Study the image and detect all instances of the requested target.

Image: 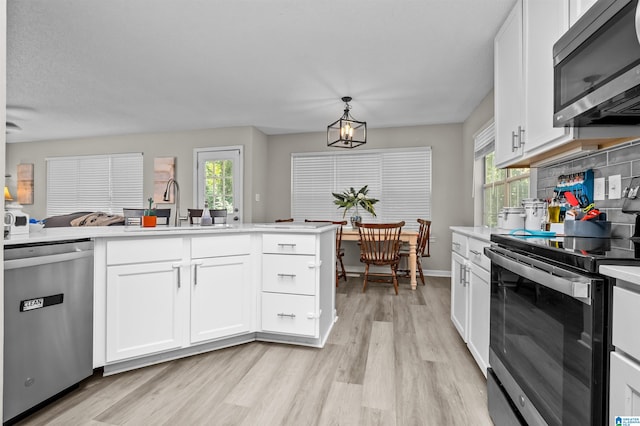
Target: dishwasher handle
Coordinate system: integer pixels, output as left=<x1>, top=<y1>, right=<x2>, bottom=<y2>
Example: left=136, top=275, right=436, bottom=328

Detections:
left=4, top=249, right=93, bottom=270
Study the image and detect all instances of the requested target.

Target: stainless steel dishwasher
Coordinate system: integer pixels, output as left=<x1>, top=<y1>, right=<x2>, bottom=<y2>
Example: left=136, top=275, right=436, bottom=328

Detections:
left=3, top=239, right=94, bottom=424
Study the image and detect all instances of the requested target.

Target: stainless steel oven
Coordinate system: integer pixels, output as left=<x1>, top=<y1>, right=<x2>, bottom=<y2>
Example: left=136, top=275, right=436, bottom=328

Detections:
left=486, top=244, right=607, bottom=425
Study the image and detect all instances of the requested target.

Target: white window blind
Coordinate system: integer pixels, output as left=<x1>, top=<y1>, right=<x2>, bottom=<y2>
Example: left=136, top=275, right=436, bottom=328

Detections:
left=46, top=153, right=143, bottom=216
left=291, top=147, right=431, bottom=231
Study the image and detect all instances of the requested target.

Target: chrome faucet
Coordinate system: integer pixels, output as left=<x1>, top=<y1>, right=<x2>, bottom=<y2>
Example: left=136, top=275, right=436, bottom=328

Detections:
left=163, top=178, right=180, bottom=227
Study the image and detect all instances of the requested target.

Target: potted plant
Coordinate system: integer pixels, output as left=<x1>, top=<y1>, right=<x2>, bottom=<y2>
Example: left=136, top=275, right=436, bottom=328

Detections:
left=332, top=185, right=378, bottom=228
left=142, top=197, right=157, bottom=227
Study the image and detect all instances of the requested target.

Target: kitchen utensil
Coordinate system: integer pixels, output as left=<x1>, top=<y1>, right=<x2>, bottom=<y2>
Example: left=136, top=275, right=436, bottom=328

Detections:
left=564, top=191, right=579, bottom=207
left=581, top=209, right=601, bottom=221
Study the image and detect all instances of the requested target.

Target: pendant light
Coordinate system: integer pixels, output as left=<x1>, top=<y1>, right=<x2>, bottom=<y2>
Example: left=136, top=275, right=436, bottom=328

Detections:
left=327, top=96, right=367, bottom=148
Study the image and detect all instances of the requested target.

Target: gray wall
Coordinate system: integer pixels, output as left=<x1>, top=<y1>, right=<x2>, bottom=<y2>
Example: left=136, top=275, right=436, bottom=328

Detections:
left=5, top=126, right=269, bottom=223
left=265, top=124, right=465, bottom=275
left=536, top=139, right=640, bottom=253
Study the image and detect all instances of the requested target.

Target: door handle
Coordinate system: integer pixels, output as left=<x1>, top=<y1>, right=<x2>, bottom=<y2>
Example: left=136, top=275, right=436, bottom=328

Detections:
left=172, top=263, right=181, bottom=288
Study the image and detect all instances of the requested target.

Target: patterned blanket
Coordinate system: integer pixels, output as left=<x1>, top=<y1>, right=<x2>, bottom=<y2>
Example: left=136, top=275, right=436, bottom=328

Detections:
left=70, top=212, right=125, bottom=227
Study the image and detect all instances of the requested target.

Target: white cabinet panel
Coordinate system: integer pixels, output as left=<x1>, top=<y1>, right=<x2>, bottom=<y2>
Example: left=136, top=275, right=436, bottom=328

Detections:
left=262, top=233, right=316, bottom=255
left=468, top=263, right=490, bottom=377
left=106, top=261, right=185, bottom=362
left=262, top=254, right=317, bottom=296
left=451, top=251, right=469, bottom=342
left=468, top=238, right=490, bottom=271
left=191, top=234, right=250, bottom=258
left=610, top=351, right=640, bottom=421
left=190, top=255, right=252, bottom=343
left=612, top=287, right=640, bottom=361
left=452, top=232, right=468, bottom=258
left=261, top=292, right=317, bottom=337
left=106, top=237, right=182, bottom=265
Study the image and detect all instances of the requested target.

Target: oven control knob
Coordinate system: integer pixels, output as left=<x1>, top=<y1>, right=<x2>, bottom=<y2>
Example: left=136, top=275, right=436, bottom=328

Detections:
left=519, top=395, right=525, bottom=407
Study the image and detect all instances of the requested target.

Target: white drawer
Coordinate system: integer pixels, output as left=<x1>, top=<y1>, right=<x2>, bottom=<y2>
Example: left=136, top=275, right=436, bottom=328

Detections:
left=191, top=234, right=250, bottom=258
left=263, top=254, right=317, bottom=295
left=262, top=234, right=316, bottom=255
left=452, top=232, right=468, bottom=257
left=261, top=292, right=317, bottom=337
left=107, top=238, right=183, bottom=265
left=613, top=286, right=640, bottom=361
left=468, top=237, right=490, bottom=271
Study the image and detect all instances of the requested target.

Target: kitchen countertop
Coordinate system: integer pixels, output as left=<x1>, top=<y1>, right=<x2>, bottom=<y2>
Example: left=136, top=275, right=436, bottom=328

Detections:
left=4, top=222, right=336, bottom=246
left=449, top=226, right=503, bottom=242
left=600, top=265, right=640, bottom=286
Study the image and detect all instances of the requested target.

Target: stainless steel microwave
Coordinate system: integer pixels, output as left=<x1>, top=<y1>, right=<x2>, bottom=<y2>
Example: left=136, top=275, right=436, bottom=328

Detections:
left=554, top=0, right=640, bottom=127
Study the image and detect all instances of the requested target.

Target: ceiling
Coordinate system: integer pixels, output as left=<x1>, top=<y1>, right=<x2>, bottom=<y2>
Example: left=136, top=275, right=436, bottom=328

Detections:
left=6, top=0, right=516, bottom=144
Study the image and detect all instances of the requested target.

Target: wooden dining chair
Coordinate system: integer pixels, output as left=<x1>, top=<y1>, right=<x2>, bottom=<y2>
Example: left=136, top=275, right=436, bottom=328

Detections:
left=356, top=221, right=405, bottom=295
left=305, top=219, right=348, bottom=286
left=189, top=209, right=228, bottom=225
left=398, top=218, right=431, bottom=285
left=275, top=218, right=294, bottom=222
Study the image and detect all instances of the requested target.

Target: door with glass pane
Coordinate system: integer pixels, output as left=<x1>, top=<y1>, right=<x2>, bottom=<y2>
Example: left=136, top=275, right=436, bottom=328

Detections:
left=195, top=148, right=242, bottom=224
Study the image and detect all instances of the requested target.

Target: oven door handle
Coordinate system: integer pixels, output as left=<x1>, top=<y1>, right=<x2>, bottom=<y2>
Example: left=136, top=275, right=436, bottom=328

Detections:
left=485, top=246, right=592, bottom=305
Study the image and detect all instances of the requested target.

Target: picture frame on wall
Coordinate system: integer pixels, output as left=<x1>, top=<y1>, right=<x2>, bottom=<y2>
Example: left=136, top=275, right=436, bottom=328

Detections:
left=17, top=163, right=34, bottom=205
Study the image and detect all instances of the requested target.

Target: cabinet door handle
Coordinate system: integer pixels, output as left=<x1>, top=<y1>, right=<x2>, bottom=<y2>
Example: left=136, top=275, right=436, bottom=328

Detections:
left=518, top=125, right=525, bottom=147
left=307, top=261, right=321, bottom=268
left=277, top=273, right=297, bottom=278
left=191, top=260, right=204, bottom=286
left=277, top=313, right=296, bottom=318
left=511, top=130, right=518, bottom=152
left=459, top=263, right=466, bottom=286
left=172, top=264, right=181, bottom=288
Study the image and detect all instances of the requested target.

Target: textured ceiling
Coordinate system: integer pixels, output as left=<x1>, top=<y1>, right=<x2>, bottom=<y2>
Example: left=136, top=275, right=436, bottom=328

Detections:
left=6, top=0, right=516, bottom=143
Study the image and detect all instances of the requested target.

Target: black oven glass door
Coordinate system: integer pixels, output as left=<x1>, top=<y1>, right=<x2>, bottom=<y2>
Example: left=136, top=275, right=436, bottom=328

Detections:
left=489, top=250, right=605, bottom=426
left=555, top=0, right=640, bottom=111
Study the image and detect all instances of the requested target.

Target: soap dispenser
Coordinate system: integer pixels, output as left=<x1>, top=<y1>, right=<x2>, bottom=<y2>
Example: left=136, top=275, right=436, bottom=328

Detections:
left=200, top=202, right=212, bottom=226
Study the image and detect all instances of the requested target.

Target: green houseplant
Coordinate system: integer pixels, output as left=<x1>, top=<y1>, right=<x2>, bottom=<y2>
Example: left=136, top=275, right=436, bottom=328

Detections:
left=332, top=185, right=378, bottom=227
left=142, top=196, right=157, bottom=227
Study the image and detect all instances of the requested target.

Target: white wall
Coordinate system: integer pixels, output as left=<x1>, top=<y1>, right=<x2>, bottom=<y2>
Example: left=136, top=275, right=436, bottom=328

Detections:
left=6, top=126, right=269, bottom=223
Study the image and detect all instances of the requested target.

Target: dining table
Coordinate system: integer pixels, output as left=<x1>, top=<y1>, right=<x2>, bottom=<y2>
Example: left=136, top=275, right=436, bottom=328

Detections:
left=341, top=227, right=420, bottom=290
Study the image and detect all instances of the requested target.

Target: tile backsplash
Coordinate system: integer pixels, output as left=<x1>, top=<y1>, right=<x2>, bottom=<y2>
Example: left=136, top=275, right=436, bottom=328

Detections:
left=536, top=139, right=640, bottom=248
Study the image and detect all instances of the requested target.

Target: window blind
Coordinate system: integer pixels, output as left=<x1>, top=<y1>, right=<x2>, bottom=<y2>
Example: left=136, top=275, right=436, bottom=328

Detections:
left=291, top=147, right=431, bottom=231
left=46, top=153, right=143, bottom=216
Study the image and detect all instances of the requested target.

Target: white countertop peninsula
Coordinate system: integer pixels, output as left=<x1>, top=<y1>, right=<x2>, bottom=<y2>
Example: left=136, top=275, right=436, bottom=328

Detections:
left=449, top=226, right=502, bottom=242
left=600, top=265, right=640, bottom=286
left=5, top=223, right=338, bottom=375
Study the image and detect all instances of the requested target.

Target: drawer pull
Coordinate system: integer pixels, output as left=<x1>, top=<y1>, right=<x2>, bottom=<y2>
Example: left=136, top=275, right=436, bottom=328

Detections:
left=277, top=273, right=297, bottom=278
left=452, top=242, right=461, bottom=248
left=470, top=249, right=481, bottom=255
left=277, top=312, right=296, bottom=318
left=277, top=243, right=297, bottom=247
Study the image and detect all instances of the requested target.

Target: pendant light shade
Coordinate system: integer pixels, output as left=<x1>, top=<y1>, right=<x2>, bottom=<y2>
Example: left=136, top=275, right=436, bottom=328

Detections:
left=327, top=96, right=367, bottom=148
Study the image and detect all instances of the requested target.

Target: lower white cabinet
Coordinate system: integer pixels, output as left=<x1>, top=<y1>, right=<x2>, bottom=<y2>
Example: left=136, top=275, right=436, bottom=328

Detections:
left=450, top=229, right=491, bottom=376
left=451, top=251, right=469, bottom=341
left=106, top=260, right=185, bottom=362
left=190, top=255, right=252, bottom=343
left=610, top=351, right=640, bottom=420
left=261, top=292, right=316, bottom=336
left=468, top=262, right=490, bottom=376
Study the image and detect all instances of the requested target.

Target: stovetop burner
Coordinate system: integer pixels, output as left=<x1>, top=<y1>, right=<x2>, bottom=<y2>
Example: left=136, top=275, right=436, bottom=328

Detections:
left=490, top=234, right=640, bottom=273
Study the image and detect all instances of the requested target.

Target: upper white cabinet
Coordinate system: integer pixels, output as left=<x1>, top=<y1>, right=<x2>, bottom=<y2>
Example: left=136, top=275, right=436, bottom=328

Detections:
left=569, top=0, right=597, bottom=27
left=495, top=0, right=572, bottom=168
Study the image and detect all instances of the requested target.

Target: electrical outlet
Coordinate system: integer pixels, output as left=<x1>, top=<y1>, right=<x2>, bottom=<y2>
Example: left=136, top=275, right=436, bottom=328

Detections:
left=255, top=193, right=260, bottom=202
left=609, top=175, right=622, bottom=199
left=594, top=177, right=605, bottom=201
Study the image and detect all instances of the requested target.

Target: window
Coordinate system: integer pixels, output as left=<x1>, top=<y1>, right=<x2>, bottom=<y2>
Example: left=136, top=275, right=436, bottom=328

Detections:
left=482, top=152, right=530, bottom=226
left=474, top=121, right=529, bottom=227
left=46, top=153, right=143, bottom=216
left=291, top=147, right=431, bottom=231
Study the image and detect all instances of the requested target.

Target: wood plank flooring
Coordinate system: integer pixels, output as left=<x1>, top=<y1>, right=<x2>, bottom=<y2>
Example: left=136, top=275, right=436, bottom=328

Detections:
left=16, top=276, right=493, bottom=426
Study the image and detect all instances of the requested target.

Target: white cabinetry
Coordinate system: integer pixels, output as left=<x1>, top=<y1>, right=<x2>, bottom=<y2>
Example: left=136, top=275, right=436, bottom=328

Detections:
left=467, top=238, right=491, bottom=377
left=105, top=234, right=255, bottom=363
left=260, top=233, right=326, bottom=339
left=610, top=284, right=640, bottom=421
left=190, top=235, right=253, bottom=343
left=105, top=238, right=186, bottom=362
left=494, top=0, right=572, bottom=168
left=451, top=230, right=491, bottom=376
left=451, top=233, right=469, bottom=341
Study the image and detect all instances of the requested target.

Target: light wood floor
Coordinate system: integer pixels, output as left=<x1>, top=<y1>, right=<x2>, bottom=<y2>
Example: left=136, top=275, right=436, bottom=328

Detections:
left=17, top=276, right=493, bottom=426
